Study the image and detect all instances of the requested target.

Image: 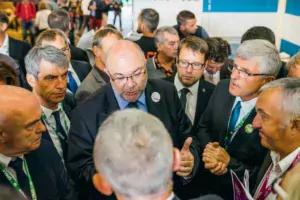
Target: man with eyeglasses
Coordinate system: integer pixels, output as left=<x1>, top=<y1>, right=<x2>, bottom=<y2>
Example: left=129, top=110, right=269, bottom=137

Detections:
left=174, top=36, right=215, bottom=198
left=68, top=40, right=201, bottom=200
left=204, top=37, right=232, bottom=85
left=250, top=78, right=300, bottom=200
left=36, top=29, right=92, bottom=94
left=197, top=39, right=282, bottom=199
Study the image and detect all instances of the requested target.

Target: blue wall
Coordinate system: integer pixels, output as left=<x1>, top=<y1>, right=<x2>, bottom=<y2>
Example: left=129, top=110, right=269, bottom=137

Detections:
left=203, top=0, right=278, bottom=12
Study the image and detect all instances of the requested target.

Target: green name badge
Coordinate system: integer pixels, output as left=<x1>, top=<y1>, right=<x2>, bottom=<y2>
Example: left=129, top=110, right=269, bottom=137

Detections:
left=245, top=124, right=253, bottom=134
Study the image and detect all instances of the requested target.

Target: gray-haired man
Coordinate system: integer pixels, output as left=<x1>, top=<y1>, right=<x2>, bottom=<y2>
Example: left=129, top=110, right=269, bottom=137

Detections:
left=198, top=39, right=282, bottom=199
left=93, top=109, right=181, bottom=200
left=25, top=45, right=76, bottom=162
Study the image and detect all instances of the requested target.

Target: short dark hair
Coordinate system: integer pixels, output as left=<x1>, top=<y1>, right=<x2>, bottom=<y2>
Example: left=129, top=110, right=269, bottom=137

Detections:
left=0, top=61, right=18, bottom=86
left=178, top=36, right=209, bottom=60
left=176, top=10, right=195, bottom=26
left=92, top=28, right=123, bottom=47
left=36, top=29, right=68, bottom=46
left=138, top=8, right=159, bottom=33
left=0, top=11, right=9, bottom=25
left=206, top=37, right=231, bottom=63
left=241, top=26, right=276, bottom=45
left=48, top=8, right=70, bottom=32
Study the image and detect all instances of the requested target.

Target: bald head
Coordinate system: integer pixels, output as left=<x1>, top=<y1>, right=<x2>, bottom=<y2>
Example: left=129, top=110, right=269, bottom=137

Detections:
left=0, top=86, right=45, bottom=156
left=105, top=40, right=145, bottom=70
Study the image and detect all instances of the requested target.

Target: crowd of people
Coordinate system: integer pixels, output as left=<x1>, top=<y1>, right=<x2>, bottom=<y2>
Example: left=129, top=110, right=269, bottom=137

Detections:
left=0, top=2, right=300, bottom=200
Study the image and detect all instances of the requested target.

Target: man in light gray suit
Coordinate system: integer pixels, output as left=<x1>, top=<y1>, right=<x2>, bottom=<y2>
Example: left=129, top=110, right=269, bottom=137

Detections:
left=75, top=28, right=123, bottom=103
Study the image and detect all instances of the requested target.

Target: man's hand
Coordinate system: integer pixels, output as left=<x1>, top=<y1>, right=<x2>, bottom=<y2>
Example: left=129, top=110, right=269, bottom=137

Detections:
left=176, top=137, right=194, bottom=177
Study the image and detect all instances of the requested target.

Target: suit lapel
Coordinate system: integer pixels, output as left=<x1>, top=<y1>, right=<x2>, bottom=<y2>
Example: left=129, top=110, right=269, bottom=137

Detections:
left=91, top=67, right=106, bottom=85
left=145, top=82, right=164, bottom=119
left=194, top=78, right=208, bottom=125
left=8, top=37, right=13, bottom=57
left=70, top=61, right=84, bottom=82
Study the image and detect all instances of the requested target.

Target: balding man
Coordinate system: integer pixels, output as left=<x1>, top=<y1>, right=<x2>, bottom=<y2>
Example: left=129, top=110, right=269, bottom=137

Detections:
left=0, top=86, right=76, bottom=200
left=68, top=40, right=200, bottom=200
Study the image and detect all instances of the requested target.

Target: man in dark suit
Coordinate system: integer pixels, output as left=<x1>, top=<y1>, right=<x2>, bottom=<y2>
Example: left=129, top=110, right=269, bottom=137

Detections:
left=92, top=109, right=182, bottom=200
left=0, top=85, right=77, bottom=200
left=68, top=40, right=200, bottom=200
left=36, top=29, right=91, bottom=94
left=0, top=12, right=31, bottom=85
left=48, top=8, right=90, bottom=63
left=249, top=78, right=300, bottom=199
left=173, top=10, right=209, bottom=41
left=198, top=39, right=282, bottom=199
left=75, top=28, right=123, bottom=103
left=25, top=45, right=76, bottom=163
left=204, top=37, right=233, bottom=85
left=174, top=36, right=215, bottom=199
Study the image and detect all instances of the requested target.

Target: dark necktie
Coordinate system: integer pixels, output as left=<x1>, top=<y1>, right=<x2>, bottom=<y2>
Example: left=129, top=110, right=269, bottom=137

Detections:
left=52, top=111, right=68, bottom=159
left=127, top=102, right=138, bottom=109
left=180, top=88, right=190, bottom=111
left=224, top=101, right=242, bottom=148
left=68, top=71, right=78, bottom=93
left=9, top=158, right=31, bottom=199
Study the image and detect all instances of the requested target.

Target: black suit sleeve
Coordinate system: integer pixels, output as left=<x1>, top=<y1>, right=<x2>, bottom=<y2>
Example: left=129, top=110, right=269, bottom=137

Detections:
left=172, top=85, right=200, bottom=179
left=67, top=108, right=96, bottom=193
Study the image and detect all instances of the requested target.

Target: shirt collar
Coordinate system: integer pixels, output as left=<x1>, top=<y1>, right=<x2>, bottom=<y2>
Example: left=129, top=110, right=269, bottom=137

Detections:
left=0, top=34, right=9, bottom=49
left=270, top=147, right=300, bottom=173
left=0, top=154, right=24, bottom=168
left=68, top=63, right=76, bottom=74
left=113, top=90, right=146, bottom=110
left=41, top=104, right=62, bottom=120
left=174, top=73, right=199, bottom=95
left=235, top=96, right=257, bottom=113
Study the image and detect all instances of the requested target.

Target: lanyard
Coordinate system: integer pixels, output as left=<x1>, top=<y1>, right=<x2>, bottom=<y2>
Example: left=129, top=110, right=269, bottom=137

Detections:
left=0, top=159, right=37, bottom=200
left=256, top=151, right=300, bottom=200
left=41, top=104, right=69, bottom=142
left=224, top=108, right=254, bottom=149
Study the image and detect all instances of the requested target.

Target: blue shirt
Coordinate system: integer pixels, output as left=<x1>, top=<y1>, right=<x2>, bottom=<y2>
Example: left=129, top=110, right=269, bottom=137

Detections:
left=113, top=91, right=148, bottom=112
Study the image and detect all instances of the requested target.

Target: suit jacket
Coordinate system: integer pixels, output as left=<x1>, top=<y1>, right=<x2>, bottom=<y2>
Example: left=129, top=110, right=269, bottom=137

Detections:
left=0, top=139, right=77, bottom=200
left=42, top=92, right=77, bottom=161
left=75, top=67, right=107, bottom=103
left=70, top=60, right=92, bottom=83
left=70, top=45, right=90, bottom=63
left=175, top=78, right=215, bottom=199
left=8, top=37, right=31, bottom=77
left=67, top=79, right=200, bottom=200
left=195, top=79, right=267, bottom=200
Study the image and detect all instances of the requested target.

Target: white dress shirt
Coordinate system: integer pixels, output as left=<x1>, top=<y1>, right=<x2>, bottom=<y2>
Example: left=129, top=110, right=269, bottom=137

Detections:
left=0, top=34, right=9, bottom=56
left=254, top=147, right=300, bottom=200
left=230, top=96, right=257, bottom=141
left=41, top=104, right=70, bottom=160
left=174, top=73, right=199, bottom=124
left=0, top=154, right=26, bottom=183
left=204, top=70, right=220, bottom=85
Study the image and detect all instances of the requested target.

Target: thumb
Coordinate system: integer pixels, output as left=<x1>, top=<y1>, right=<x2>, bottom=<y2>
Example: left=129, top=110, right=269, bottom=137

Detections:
left=181, top=137, right=192, bottom=154
left=211, top=142, right=219, bottom=148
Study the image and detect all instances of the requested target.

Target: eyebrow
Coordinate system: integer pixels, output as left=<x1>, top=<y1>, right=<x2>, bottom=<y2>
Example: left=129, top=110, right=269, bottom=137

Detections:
left=25, top=119, right=40, bottom=128
left=234, top=63, right=250, bottom=72
left=257, top=108, right=271, bottom=117
left=112, top=68, right=143, bottom=76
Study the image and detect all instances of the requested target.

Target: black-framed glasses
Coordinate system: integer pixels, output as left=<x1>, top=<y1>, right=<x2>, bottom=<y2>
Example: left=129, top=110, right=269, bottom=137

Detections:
left=177, top=60, right=206, bottom=70
left=229, top=64, right=272, bottom=78
left=107, top=68, right=146, bottom=85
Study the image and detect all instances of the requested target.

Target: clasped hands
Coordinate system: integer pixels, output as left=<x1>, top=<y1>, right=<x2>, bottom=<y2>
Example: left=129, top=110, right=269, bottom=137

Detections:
left=202, top=142, right=230, bottom=176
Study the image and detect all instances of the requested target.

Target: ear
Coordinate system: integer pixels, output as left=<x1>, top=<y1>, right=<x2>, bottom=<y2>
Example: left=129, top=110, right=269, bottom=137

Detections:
left=263, top=76, right=275, bottom=84
left=0, top=129, right=7, bottom=144
left=92, top=45, right=100, bottom=57
left=26, top=74, right=37, bottom=89
left=172, top=148, right=181, bottom=172
left=92, top=173, right=113, bottom=196
left=156, top=42, right=161, bottom=52
left=290, top=118, right=300, bottom=136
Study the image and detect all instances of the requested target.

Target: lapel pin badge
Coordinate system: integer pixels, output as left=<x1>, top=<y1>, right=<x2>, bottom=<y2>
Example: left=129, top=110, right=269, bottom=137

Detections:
left=202, top=88, right=206, bottom=92
left=151, top=92, right=160, bottom=103
left=245, top=124, right=253, bottom=134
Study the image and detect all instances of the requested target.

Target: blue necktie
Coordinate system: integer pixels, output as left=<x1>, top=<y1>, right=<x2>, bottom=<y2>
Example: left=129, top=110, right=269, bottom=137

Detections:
left=228, top=101, right=242, bottom=133
left=68, top=71, right=78, bottom=93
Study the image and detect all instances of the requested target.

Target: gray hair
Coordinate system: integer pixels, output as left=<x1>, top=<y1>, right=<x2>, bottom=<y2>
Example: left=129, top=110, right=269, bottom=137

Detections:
left=259, top=78, right=300, bottom=120
left=235, top=39, right=282, bottom=76
left=287, top=52, right=300, bottom=70
left=154, top=26, right=178, bottom=44
left=138, top=8, right=159, bottom=33
left=93, top=109, right=173, bottom=199
left=25, top=45, right=69, bottom=79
